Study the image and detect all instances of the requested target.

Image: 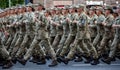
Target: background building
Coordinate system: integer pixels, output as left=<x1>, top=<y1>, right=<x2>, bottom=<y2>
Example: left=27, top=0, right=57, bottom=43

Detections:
left=31, top=0, right=120, bottom=8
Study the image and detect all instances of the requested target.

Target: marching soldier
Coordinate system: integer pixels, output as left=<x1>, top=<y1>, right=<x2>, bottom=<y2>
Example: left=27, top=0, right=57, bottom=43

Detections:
left=102, top=5, right=120, bottom=64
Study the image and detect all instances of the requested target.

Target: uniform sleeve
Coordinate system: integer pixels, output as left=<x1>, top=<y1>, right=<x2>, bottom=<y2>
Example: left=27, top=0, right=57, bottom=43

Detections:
left=106, top=15, right=114, bottom=27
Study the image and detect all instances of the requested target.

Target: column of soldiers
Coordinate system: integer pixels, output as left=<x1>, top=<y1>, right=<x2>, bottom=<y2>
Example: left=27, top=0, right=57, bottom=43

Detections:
left=0, top=3, right=120, bottom=69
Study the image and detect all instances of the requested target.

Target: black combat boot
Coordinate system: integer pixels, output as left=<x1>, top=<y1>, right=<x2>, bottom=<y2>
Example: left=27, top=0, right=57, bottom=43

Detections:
left=48, top=60, right=58, bottom=67
left=36, top=57, right=46, bottom=65
left=101, top=57, right=112, bottom=64
left=57, top=56, right=65, bottom=63
left=45, top=54, right=51, bottom=60
left=2, top=60, right=13, bottom=69
left=62, top=58, right=70, bottom=65
left=12, top=57, right=17, bottom=64
left=17, top=59, right=27, bottom=65
left=74, top=57, right=83, bottom=62
left=84, top=56, right=92, bottom=63
left=91, top=59, right=100, bottom=65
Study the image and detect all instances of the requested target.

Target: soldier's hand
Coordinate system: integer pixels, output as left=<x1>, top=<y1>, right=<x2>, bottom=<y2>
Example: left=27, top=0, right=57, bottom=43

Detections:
left=102, top=22, right=107, bottom=26
left=73, top=20, right=77, bottom=23
left=112, top=24, right=120, bottom=28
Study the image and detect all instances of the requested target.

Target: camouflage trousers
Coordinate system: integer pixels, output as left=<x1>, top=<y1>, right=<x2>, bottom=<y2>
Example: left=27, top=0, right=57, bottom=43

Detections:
left=23, top=36, right=57, bottom=61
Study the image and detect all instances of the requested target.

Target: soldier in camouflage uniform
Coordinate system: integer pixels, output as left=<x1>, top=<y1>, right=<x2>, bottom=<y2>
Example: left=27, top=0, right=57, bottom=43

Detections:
left=16, top=4, right=35, bottom=60
left=102, top=5, right=120, bottom=64
left=89, top=7, right=98, bottom=42
left=51, top=8, right=63, bottom=52
left=98, top=6, right=114, bottom=60
left=93, top=7, right=105, bottom=52
left=19, top=4, right=58, bottom=67
left=58, top=6, right=77, bottom=61
left=0, top=10, right=13, bottom=69
left=56, top=7, right=70, bottom=56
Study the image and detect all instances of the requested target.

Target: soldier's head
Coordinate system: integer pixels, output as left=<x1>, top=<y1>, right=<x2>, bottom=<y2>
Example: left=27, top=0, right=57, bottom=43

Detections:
left=96, top=7, right=103, bottom=16
left=34, top=3, right=44, bottom=11
left=9, top=7, right=15, bottom=15
left=55, top=8, right=61, bottom=15
left=62, top=7, right=68, bottom=15
left=26, top=3, right=35, bottom=12
left=50, top=7, right=56, bottom=15
left=89, top=7, right=96, bottom=16
left=69, top=6, right=76, bottom=13
left=44, top=9, right=51, bottom=17
left=77, top=4, right=85, bottom=13
left=104, top=6, right=113, bottom=16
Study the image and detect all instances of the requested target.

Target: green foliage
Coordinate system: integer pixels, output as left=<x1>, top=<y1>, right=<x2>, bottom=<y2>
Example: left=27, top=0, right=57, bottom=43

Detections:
left=0, top=0, right=24, bottom=9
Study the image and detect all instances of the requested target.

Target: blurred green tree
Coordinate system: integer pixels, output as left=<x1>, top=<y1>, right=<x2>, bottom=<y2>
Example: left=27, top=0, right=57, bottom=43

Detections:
left=0, top=0, right=24, bottom=9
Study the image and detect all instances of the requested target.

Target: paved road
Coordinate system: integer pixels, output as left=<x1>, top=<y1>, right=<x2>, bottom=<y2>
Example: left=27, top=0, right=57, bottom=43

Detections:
left=0, top=59, right=120, bottom=70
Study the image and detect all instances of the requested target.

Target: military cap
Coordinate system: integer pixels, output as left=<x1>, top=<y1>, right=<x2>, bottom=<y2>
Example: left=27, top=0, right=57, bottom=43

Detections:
left=4, top=8, right=9, bottom=11
left=104, top=6, right=113, bottom=13
left=89, top=7, right=96, bottom=10
left=96, top=7, right=103, bottom=12
left=78, top=4, right=85, bottom=8
left=104, top=6, right=112, bottom=10
left=0, top=10, right=4, bottom=13
left=26, top=3, right=33, bottom=7
left=64, top=5, right=70, bottom=9
left=69, top=6, right=73, bottom=9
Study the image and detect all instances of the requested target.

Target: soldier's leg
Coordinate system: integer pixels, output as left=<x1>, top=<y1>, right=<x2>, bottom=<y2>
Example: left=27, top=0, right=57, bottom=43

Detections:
left=23, top=38, right=39, bottom=61
left=56, top=35, right=67, bottom=56
left=66, top=39, right=79, bottom=59
left=5, top=36, right=13, bottom=50
left=85, top=39, right=98, bottom=59
left=43, top=39, right=58, bottom=67
left=16, top=35, right=29, bottom=58
left=34, top=41, right=47, bottom=65
left=109, top=35, right=119, bottom=58
left=11, top=35, right=23, bottom=58
left=8, top=33, right=18, bottom=54
left=60, top=35, right=75, bottom=57
left=98, top=36, right=109, bottom=57
left=50, top=36, right=55, bottom=45
left=0, top=45, right=13, bottom=69
left=93, top=34, right=101, bottom=48
left=52, top=35, right=61, bottom=52
left=102, top=35, right=119, bottom=64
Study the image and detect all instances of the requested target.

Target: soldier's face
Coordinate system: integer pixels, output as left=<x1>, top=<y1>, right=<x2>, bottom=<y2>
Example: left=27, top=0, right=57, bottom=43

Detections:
left=38, top=6, right=43, bottom=10
left=69, top=8, right=73, bottom=13
left=10, top=10, right=14, bottom=14
left=35, top=6, right=38, bottom=11
left=89, top=10, right=94, bottom=15
left=62, top=9, right=66, bottom=14
left=96, top=10, right=101, bottom=15
left=56, top=10, right=60, bottom=14
left=26, top=7, right=32, bottom=12
left=105, top=10, right=110, bottom=15
left=77, top=8, right=82, bottom=12
left=45, top=12, right=49, bottom=16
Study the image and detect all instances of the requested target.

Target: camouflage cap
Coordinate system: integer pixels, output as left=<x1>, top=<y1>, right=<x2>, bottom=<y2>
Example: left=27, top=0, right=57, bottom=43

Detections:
left=78, top=4, right=85, bottom=9
left=89, top=7, right=96, bottom=10
left=64, top=5, right=70, bottom=9
left=0, top=10, right=4, bottom=13
left=104, top=6, right=112, bottom=10
left=96, top=7, right=103, bottom=12
left=26, top=3, right=33, bottom=7
left=104, top=6, right=113, bottom=13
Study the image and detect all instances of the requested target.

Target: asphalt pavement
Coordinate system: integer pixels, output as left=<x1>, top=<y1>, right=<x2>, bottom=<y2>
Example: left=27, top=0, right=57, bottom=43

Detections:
left=0, top=58, right=120, bottom=70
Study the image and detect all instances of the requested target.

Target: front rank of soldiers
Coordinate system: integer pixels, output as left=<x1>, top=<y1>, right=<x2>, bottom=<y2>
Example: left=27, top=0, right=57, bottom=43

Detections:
left=0, top=3, right=120, bottom=69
